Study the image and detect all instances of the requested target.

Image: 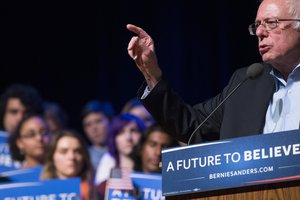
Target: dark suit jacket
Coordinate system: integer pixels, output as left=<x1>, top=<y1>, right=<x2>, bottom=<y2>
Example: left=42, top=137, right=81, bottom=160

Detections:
left=138, top=63, right=275, bottom=144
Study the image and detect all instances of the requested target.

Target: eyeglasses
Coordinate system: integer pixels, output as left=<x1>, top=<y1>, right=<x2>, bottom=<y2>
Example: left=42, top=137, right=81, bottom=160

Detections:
left=248, top=18, right=300, bottom=35
left=21, top=130, right=50, bottom=139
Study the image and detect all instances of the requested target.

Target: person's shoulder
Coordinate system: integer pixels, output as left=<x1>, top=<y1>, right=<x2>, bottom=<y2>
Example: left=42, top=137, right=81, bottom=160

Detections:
left=89, top=146, right=107, bottom=154
left=231, top=62, right=271, bottom=81
left=100, top=152, right=116, bottom=163
left=234, top=62, right=272, bottom=74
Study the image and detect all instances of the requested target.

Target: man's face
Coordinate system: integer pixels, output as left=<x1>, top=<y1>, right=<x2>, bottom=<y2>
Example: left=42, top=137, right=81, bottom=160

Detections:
left=3, top=98, right=26, bottom=133
left=83, top=112, right=109, bottom=146
left=256, top=0, right=300, bottom=70
left=141, top=131, right=173, bottom=173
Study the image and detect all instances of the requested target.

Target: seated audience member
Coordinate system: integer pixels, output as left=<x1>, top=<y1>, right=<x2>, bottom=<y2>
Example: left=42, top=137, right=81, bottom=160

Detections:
left=8, top=114, right=50, bottom=168
left=131, top=123, right=179, bottom=173
left=40, top=129, right=96, bottom=200
left=121, top=98, right=154, bottom=127
left=43, top=101, right=69, bottom=134
left=81, top=100, right=115, bottom=170
left=94, top=113, right=146, bottom=195
left=0, top=84, right=43, bottom=134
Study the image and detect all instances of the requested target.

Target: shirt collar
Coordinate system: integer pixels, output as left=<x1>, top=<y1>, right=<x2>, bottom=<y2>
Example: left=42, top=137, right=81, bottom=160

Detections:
left=269, top=63, right=300, bottom=91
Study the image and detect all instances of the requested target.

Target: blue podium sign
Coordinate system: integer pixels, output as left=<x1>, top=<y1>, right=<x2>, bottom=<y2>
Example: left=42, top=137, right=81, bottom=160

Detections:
left=162, top=130, right=300, bottom=196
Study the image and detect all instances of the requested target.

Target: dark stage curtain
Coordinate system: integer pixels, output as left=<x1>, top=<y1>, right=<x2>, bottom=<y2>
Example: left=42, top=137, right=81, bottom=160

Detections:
left=1, top=0, right=261, bottom=128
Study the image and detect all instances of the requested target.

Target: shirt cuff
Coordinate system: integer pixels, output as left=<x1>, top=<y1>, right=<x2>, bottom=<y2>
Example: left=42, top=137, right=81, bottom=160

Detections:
left=141, top=86, right=151, bottom=99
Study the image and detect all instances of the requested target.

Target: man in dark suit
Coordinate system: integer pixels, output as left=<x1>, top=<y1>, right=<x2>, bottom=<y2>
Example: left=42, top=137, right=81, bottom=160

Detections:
left=126, top=0, right=300, bottom=144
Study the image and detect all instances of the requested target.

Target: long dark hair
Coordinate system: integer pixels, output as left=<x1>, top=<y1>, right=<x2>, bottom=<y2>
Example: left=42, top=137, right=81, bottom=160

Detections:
left=107, top=113, right=146, bottom=166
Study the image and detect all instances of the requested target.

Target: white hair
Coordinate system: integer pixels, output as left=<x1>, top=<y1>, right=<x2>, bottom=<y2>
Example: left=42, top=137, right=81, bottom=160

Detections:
left=285, top=0, right=300, bottom=30
left=260, top=0, right=300, bottom=30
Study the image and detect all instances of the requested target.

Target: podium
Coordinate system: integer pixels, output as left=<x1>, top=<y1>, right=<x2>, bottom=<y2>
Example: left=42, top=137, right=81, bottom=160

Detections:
left=162, top=130, right=300, bottom=200
left=166, top=180, right=300, bottom=199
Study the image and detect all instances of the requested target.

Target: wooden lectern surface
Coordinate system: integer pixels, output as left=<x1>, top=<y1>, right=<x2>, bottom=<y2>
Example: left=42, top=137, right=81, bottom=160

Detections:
left=166, top=180, right=300, bottom=200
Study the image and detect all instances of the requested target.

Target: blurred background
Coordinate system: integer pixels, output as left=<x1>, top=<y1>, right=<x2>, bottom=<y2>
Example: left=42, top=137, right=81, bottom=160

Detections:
left=0, top=0, right=261, bottom=130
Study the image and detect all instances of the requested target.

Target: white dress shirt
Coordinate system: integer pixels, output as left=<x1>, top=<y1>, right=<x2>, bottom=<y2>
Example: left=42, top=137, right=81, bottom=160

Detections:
left=263, top=63, right=300, bottom=133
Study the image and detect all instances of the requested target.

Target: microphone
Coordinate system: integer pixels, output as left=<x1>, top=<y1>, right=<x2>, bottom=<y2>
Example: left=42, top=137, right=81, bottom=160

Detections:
left=187, top=63, right=264, bottom=145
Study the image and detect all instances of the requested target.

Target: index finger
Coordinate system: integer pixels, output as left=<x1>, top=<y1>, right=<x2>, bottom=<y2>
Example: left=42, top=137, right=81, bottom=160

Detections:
left=126, top=24, right=149, bottom=38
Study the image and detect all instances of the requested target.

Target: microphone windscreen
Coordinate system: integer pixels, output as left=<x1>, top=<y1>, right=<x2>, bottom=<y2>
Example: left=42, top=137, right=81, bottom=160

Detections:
left=246, top=63, right=264, bottom=80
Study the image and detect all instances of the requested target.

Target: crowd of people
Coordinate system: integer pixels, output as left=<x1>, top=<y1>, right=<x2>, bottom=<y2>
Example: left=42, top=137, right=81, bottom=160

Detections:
left=0, top=83, right=180, bottom=200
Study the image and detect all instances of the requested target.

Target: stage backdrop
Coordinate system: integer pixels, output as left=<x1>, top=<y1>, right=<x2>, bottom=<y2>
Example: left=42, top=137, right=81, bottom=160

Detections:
left=1, top=0, right=261, bottom=129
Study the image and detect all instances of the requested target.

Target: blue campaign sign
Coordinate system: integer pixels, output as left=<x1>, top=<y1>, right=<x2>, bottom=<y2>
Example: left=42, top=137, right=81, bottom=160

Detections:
left=131, top=173, right=164, bottom=200
left=0, top=165, right=43, bottom=184
left=0, top=178, right=81, bottom=199
left=106, top=172, right=164, bottom=200
left=106, top=189, right=135, bottom=200
left=162, top=129, right=300, bottom=196
left=0, top=131, right=8, bottom=141
left=0, top=131, right=21, bottom=172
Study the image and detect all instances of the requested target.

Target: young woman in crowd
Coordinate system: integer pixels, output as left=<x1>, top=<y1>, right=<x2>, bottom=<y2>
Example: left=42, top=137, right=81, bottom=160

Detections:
left=40, top=129, right=96, bottom=200
left=9, top=114, right=50, bottom=168
left=94, top=113, right=146, bottom=197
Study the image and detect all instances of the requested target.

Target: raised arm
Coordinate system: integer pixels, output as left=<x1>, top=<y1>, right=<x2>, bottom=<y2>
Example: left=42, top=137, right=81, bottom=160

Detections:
left=127, top=24, right=162, bottom=89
